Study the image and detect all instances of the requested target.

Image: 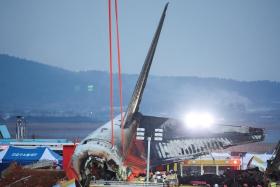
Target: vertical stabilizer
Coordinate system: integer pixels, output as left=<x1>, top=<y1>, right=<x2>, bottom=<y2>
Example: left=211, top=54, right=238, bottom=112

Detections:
left=124, top=3, right=169, bottom=128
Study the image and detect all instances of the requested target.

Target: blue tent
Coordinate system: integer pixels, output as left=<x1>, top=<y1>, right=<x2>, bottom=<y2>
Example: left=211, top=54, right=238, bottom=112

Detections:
left=0, top=146, right=62, bottom=172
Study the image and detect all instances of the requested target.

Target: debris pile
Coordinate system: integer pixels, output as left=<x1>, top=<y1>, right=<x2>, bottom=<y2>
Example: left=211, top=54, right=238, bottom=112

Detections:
left=177, top=168, right=266, bottom=186
left=0, top=163, right=65, bottom=187
left=223, top=168, right=265, bottom=186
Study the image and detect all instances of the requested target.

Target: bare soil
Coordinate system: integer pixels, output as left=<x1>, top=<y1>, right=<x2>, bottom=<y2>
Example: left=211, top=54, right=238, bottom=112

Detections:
left=0, top=163, right=66, bottom=187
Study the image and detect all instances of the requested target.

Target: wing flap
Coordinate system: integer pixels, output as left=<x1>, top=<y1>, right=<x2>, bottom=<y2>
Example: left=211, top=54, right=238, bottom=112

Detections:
left=136, top=115, right=264, bottom=166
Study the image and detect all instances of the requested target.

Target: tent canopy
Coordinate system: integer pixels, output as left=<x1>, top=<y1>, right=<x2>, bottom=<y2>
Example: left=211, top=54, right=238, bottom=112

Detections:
left=0, top=146, right=62, bottom=166
left=242, top=153, right=272, bottom=170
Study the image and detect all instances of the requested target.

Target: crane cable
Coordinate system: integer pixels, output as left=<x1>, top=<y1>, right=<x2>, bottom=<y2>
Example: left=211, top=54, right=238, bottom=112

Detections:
left=114, top=0, right=125, bottom=154
left=108, top=0, right=114, bottom=147
left=108, top=0, right=124, bottom=149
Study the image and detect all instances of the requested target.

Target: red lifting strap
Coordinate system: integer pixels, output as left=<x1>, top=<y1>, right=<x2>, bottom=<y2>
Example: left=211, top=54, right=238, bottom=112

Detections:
left=108, top=0, right=114, bottom=147
left=108, top=0, right=124, bottom=149
left=114, top=0, right=125, bottom=154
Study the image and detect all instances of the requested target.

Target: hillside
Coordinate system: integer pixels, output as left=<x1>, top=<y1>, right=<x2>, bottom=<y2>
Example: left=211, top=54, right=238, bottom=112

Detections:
left=1, top=54, right=280, bottom=123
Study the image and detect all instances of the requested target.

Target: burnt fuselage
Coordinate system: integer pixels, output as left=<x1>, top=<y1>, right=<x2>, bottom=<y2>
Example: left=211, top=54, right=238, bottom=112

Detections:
left=70, top=3, right=265, bottom=185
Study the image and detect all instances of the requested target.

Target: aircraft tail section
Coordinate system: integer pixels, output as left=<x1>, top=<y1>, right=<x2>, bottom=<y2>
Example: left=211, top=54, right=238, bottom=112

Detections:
left=123, top=3, right=169, bottom=128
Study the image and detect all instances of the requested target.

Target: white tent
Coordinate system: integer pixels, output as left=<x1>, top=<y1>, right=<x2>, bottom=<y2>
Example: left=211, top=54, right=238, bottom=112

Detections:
left=242, top=153, right=273, bottom=171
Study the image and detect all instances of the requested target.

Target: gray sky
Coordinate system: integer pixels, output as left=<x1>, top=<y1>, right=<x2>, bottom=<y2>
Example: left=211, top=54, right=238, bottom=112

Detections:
left=0, top=0, right=280, bottom=81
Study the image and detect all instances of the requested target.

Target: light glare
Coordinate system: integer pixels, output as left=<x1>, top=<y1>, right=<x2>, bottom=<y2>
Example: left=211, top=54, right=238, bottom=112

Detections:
left=184, top=112, right=215, bottom=129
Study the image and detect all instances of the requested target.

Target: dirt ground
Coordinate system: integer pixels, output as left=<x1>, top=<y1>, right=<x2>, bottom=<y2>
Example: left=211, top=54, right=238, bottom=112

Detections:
left=0, top=163, right=66, bottom=187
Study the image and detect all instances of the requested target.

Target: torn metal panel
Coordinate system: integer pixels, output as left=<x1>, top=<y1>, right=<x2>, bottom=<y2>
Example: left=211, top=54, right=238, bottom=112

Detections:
left=137, top=115, right=264, bottom=166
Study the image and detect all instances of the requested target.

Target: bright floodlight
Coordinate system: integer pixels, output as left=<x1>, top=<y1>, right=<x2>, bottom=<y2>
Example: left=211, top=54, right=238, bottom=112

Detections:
left=184, top=112, right=215, bottom=129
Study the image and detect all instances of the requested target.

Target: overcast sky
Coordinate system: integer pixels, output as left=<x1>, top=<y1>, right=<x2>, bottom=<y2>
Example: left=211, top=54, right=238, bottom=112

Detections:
left=0, top=0, right=280, bottom=81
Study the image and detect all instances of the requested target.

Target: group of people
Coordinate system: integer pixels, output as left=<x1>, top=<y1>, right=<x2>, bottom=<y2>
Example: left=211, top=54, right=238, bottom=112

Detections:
left=151, top=170, right=178, bottom=184
left=133, top=170, right=178, bottom=185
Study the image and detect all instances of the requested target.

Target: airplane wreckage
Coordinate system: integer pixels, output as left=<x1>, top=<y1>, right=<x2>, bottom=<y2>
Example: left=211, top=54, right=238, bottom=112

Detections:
left=71, top=3, right=264, bottom=185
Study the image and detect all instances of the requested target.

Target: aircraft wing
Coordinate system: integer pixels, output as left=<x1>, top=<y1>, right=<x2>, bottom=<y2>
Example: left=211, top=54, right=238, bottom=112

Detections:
left=136, top=114, right=265, bottom=166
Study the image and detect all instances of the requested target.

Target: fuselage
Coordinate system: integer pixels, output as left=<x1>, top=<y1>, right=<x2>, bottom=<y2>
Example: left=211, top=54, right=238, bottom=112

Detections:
left=71, top=113, right=138, bottom=182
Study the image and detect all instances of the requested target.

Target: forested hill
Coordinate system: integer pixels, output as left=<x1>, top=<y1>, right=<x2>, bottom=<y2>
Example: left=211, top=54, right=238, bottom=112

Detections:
left=1, top=54, right=280, bottom=122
